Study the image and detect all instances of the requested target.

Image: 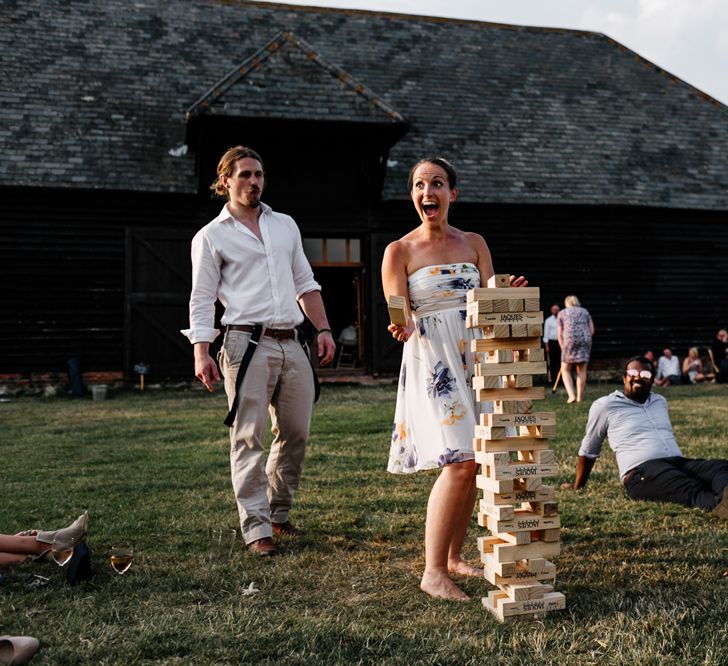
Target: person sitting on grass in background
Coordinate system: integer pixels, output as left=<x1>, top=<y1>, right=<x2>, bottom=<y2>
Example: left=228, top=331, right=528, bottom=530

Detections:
left=655, top=348, right=681, bottom=386
left=562, top=356, right=728, bottom=518
left=682, top=347, right=713, bottom=384
left=0, top=513, right=87, bottom=566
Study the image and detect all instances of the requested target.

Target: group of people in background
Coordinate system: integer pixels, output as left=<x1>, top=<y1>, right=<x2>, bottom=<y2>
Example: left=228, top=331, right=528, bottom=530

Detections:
left=545, top=304, right=728, bottom=397
left=543, top=297, right=595, bottom=403
left=643, top=328, right=728, bottom=386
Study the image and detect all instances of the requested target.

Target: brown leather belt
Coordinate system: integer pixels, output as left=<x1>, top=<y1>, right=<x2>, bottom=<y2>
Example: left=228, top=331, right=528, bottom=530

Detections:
left=227, top=324, right=296, bottom=341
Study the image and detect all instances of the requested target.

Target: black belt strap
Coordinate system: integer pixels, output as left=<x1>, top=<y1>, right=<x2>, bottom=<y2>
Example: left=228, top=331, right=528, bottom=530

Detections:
left=297, top=327, right=321, bottom=403
left=224, top=324, right=263, bottom=427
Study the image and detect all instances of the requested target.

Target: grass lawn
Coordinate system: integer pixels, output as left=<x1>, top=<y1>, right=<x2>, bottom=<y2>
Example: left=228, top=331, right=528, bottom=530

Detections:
left=1, top=381, right=728, bottom=665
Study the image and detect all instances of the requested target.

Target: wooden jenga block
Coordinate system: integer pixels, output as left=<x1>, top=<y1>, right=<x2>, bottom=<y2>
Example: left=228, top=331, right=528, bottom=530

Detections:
left=503, top=582, right=547, bottom=602
left=470, top=312, right=544, bottom=327
left=479, top=324, right=512, bottom=338
left=492, top=539, right=561, bottom=563
left=476, top=475, right=515, bottom=494
left=475, top=360, right=547, bottom=378
left=484, top=590, right=566, bottom=620
left=487, top=274, right=510, bottom=288
left=524, top=298, right=540, bottom=311
left=482, top=553, right=551, bottom=578
left=466, top=299, right=494, bottom=313
left=468, top=286, right=540, bottom=302
left=510, top=324, right=528, bottom=337
left=474, top=437, right=550, bottom=454
left=471, top=337, right=541, bottom=353
left=538, top=424, right=557, bottom=438
left=484, top=462, right=559, bottom=481
left=478, top=535, right=506, bottom=555
left=516, top=400, right=533, bottom=413
left=479, top=484, right=555, bottom=507
left=485, top=349, right=513, bottom=363
left=528, top=558, right=547, bottom=574
left=525, top=501, right=559, bottom=517
left=476, top=387, right=545, bottom=402
left=472, top=375, right=500, bottom=390
left=540, top=528, right=561, bottom=542
left=486, top=512, right=560, bottom=534
left=526, top=348, right=545, bottom=362
left=508, top=299, right=524, bottom=312
left=478, top=501, right=515, bottom=521
left=473, top=427, right=507, bottom=442
left=483, top=412, right=556, bottom=428
left=480, top=451, right=511, bottom=466
left=514, top=477, right=542, bottom=491
left=494, top=400, right=517, bottom=414
left=518, top=425, right=555, bottom=438
left=484, top=562, right=556, bottom=587
left=494, top=530, right=531, bottom=545
left=504, top=374, right=533, bottom=388
left=519, top=449, right=556, bottom=465
left=526, top=324, right=543, bottom=337
left=387, top=295, right=407, bottom=326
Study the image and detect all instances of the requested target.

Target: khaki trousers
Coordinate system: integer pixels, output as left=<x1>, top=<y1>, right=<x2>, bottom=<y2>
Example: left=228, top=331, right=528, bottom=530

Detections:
left=219, top=330, right=314, bottom=544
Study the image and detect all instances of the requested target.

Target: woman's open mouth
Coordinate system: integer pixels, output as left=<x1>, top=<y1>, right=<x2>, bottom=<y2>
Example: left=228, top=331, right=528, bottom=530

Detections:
left=423, top=202, right=439, bottom=217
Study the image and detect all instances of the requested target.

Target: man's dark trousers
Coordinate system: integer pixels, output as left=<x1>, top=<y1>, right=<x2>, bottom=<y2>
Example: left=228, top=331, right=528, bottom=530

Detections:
left=623, top=456, right=728, bottom=511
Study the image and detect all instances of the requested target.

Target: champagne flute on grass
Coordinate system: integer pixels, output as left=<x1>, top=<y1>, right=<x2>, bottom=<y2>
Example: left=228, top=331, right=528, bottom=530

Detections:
left=51, top=537, right=76, bottom=567
left=109, top=545, right=134, bottom=575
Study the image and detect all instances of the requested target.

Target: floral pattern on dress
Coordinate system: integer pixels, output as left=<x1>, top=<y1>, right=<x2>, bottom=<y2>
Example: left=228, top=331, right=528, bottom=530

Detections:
left=441, top=400, right=467, bottom=426
left=437, top=448, right=468, bottom=466
left=388, top=262, right=489, bottom=474
left=389, top=421, right=418, bottom=472
left=427, top=361, right=455, bottom=399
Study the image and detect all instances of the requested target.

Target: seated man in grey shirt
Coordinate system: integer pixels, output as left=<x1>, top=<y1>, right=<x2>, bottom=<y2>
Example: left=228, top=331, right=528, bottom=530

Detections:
left=562, top=355, right=728, bottom=518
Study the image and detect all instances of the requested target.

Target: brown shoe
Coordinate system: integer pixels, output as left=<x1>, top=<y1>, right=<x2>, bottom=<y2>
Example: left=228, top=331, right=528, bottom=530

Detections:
left=247, top=537, right=279, bottom=557
left=271, top=521, right=301, bottom=537
left=713, top=486, right=728, bottom=519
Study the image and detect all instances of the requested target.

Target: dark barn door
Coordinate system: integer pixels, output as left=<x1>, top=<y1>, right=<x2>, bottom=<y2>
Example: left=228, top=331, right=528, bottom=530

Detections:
left=125, top=228, right=195, bottom=381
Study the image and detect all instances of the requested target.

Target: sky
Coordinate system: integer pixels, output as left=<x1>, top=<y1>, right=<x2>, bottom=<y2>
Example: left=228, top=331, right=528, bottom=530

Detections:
left=265, top=0, right=728, bottom=106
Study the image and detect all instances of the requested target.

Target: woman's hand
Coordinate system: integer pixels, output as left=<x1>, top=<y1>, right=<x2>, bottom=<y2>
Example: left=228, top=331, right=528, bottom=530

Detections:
left=510, top=275, right=529, bottom=288
left=388, top=320, right=415, bottom=343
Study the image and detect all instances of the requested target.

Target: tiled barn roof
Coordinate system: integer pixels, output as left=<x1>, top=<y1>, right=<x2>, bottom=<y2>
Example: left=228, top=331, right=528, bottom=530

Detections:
left=2, top=0, right=728, bottom=208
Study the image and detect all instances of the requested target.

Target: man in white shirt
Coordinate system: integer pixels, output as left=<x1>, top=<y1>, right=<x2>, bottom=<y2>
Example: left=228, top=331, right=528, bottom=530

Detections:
left=542, top=303, right=560, bottom=382
left=182, top=146, right=336, bottom=556
left=655, top=348, right=681, bottom=386
left=562, top=355, right=728, bottom=518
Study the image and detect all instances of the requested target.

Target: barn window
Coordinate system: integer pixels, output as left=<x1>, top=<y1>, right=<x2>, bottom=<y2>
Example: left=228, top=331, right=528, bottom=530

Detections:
left=303, top=238, right=362, bottom=266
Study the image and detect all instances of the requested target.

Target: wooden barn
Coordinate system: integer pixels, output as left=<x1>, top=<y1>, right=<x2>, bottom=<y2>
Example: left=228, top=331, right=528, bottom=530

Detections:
left=2, top=0, right=727, bottom=382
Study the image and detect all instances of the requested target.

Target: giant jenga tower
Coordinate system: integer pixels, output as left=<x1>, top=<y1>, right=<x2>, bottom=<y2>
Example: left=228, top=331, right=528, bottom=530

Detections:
left=466, top=275, right=566, bottom=622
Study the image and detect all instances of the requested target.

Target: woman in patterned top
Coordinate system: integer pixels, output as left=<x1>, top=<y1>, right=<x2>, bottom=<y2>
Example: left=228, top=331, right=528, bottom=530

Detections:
left=557, top=294, right=595, bottom=403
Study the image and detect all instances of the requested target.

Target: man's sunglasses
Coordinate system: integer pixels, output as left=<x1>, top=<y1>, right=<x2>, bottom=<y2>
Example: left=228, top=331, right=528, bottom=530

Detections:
left=626, top=368, right=653, bottom=379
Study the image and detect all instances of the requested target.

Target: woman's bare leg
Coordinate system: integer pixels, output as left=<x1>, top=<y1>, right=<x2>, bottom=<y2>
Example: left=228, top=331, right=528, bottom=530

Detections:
left=447, top=472, right=482, bottom=577
left=420, top=460, right=478, bottom=600
left=561, top=362, right=576, bottom=402
left=576, top=363, right=588, bottom=402
left=0, top=534, right=50, bottom=566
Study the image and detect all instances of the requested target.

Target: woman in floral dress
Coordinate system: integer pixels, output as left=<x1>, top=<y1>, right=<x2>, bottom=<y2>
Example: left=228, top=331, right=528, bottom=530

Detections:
left=557, top=294, right=595, bottom=403
left=381, top=157, right=526, bottom=601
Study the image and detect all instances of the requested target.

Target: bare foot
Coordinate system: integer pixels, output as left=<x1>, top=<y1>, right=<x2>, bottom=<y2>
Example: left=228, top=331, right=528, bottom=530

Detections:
left=448, top=558, right=483, bottom=577
left=420, top=570, right=470, bottom=601
left=567, top=397, right=576, bottom=404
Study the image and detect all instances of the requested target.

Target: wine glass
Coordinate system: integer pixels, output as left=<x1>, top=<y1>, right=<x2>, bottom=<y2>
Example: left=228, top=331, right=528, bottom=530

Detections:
left=109, top=545, right=134, bottom=575
left=51, top=537, right=76, bottom=567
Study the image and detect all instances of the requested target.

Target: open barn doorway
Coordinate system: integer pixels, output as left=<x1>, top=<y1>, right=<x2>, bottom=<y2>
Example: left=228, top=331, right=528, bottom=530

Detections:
left=303, top=237, right=365, bottom=372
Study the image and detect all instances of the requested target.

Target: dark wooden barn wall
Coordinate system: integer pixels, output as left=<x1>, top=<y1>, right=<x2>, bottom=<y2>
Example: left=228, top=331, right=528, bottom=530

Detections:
left=2, top=186, right=726, bottom=378
left=370, top=201, right=728, bottom=374
left=1, top=187, right=204, bottom=376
